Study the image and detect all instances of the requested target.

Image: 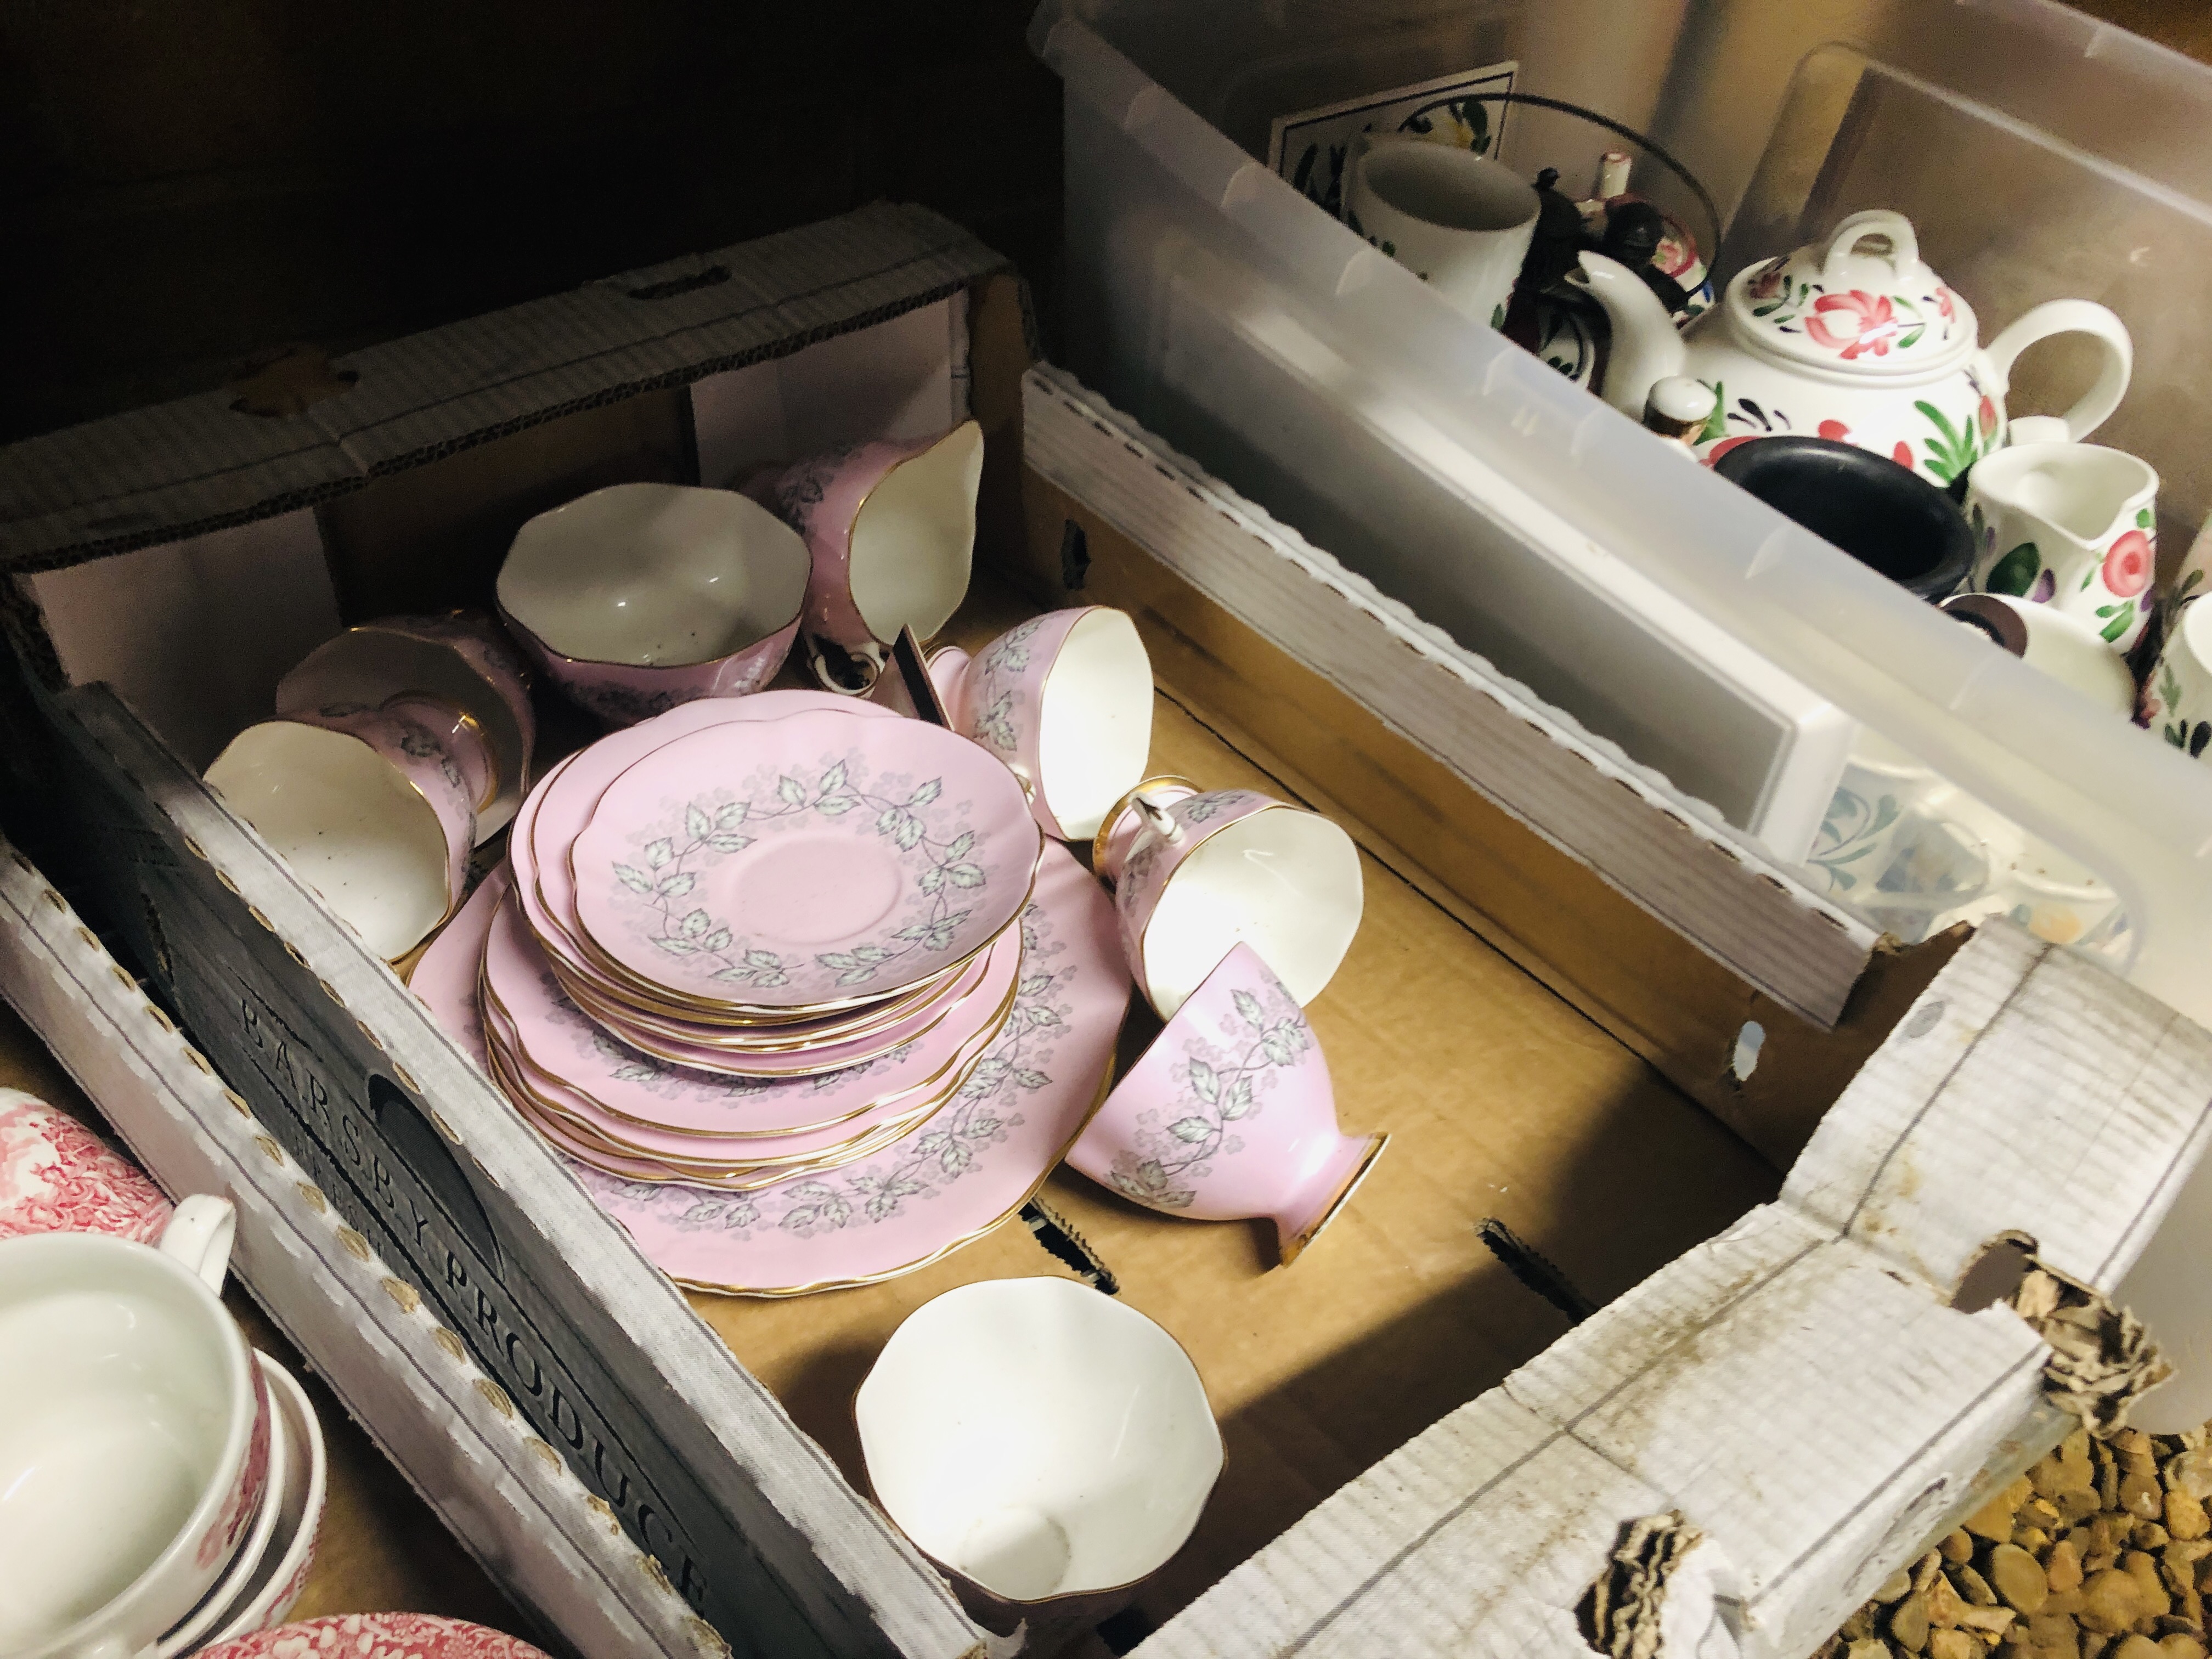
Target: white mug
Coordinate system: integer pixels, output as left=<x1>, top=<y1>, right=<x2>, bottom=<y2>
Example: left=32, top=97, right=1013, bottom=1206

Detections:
left=2, top=1196, right=269, bottom=1659
left=1341, top=133, right=1538, bottom=329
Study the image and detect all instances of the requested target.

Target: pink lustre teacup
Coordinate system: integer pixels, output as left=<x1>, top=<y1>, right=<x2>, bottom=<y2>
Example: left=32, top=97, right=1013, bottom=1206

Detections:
left=1097, top=787, right=1364, bottom=1019
left=758, top=421, right=985, bottom=687
left=275, top=612, right=534, bottom=841
left=1067, top=944, right=1386, bottom=1266
left=205, top=713, right=474, bottom=961
left=932, top=608, right=1154, bottom=840
left=1, top=1195, right=272, bottom=1659
left=496, top=483, right=810, bottom=727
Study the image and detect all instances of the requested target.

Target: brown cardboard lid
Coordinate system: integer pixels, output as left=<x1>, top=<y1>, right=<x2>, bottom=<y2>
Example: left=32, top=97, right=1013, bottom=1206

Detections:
left=0, top=203, right=1009, bottom=577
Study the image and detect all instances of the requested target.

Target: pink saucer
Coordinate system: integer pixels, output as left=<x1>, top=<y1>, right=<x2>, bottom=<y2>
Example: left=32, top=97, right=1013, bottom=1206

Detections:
left=567, top=707, right=1040, bottom=1008
left=518, top=693, right=912, bottom=1017
left=0, top=1088, right=171, bottom=1243
left=416, top=845, right=1132, bottom=1297
left=198, top=1613, right=553, bottom=1659
left=424, top=870, right=1015, bottom=1146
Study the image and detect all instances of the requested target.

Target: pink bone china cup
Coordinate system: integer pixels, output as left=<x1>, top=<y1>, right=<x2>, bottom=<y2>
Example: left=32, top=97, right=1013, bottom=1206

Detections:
left=206, top=714, right=472, bottom=962
left=760, top=420, right=984, bottom=681
left=933, top=607, right=1155, bottom=841
left=496, top=482, right=810, bottom=727
left=1066, top=943, right=1387, bottom=1265
left=275, top=611, right=534, bottom=842
left=1098, top=787, right=1365, bottom=1020
left=1, top=1195, right=273, bottom=1659
left=0, top=1088, right=172, bottom=1244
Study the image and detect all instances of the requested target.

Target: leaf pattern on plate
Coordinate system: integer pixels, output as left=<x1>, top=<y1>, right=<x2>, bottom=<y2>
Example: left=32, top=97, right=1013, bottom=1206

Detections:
left=608, top=753, right=984, bottom=990
left=586, top=894, right=1071, bottom=1238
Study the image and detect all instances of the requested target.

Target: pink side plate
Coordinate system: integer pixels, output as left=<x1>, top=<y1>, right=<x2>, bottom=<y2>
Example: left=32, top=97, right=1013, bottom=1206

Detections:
left=567, top=707, right=1039, bottom=1008
left=416, top=844, right=1132, bottom=1297
left=0, top=1088, right=172, bottom=1244
left=486, top=940, right=1015, bottom=1165
left=198, top=1613, right=554, bottom=1659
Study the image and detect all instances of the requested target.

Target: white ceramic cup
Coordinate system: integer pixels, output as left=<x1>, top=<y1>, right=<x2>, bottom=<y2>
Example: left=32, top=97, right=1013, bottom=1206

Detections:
left=1, top=1195, right=268, bottom=1659
left=1341, top=133, right=1538, bottom=328
left=856, top=1278, right=1222, bottom=1633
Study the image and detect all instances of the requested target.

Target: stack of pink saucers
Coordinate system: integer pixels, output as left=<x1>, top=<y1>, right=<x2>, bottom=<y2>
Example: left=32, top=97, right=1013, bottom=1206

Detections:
left=415, top=690, right=1135, bottom=1296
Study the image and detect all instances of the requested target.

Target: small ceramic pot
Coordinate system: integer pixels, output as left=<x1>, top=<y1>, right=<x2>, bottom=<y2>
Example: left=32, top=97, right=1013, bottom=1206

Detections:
left=931, top=608, right=1154, bottom=840
left=758, top=421, right=985, bottom=686
left=1942, top=595, right=2136, bottom=714
left=2140, top=584, right=2212, bottom=761
left=1067, top=944, right=1386, bottom=1265
left=275, top=612, right=534, bottom=840
left=1, top=1197, right=272, bottom=1659
left=1713, top=436, right=1973, bottom=601
left=1340, top=133, right=1538, bottom=329
left=496, top=483, right=810, bottom=727
left=1803, top=730, right=1945, bottom=902
left=205, top=719, right=469, bottom=961
left=1966, top=442, right=2157, bottom=653
left=1097, top=787, right=1364, bottom=1019
left=855, top=1278, right=1221, bottom=1640
left=0, top=1088, right=172, bottom=1245
left=191, top=1356, right=326, bottom=1649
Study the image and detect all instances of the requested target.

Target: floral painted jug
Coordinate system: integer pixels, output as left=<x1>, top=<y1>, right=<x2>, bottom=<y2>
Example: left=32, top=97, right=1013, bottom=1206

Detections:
left=1574, top=208, right=2134, bottom=486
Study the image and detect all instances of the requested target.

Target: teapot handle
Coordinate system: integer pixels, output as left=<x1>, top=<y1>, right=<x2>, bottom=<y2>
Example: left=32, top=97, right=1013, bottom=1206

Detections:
left=1821, top=209, right=1920, bottom=281
left=1983, top=300, right=2134, bottom=443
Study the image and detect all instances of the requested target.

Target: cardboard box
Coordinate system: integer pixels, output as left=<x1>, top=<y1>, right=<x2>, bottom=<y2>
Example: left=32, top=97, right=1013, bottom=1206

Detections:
left=4, top=205, right=2207, bottom=1659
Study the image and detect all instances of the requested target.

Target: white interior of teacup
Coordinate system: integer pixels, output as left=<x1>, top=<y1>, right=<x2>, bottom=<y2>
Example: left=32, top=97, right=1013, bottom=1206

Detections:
left=206, top=721, right=451, bottom=959
left=1976, top=443, right=2154, bottom=541
left=499, top=483, right=809, bottom=666
left=1039, top=610, right=1153, bottom=839
left=1359, top=140, right=1538, bottom=233
left=856, top=1278, right=1221, bottom=1603
left=849, top=422, right=984, bottom=644
left=1143, top=808, right=1364, bottom=1017
left=0, top=1235, right=249, bottom=1652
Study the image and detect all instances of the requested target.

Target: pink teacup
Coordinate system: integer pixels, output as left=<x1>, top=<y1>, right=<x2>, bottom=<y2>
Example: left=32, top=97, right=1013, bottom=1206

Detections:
left=205, top=709, right=477, bottom=961
left=1096, top=786, right=1365, bottom=1020
left=1067, top=944, right=1386, bottom=1265
left=929, top=608, right=1154, bottom=840
left=758, top=421, right=985, bottom=687
left=275, top=612, right=534, bottom=841
left=496, top=483, right=810, bottom=727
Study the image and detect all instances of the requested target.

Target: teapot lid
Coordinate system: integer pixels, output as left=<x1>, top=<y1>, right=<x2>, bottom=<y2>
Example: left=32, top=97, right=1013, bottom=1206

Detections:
left=1729, top=210, right=1977, bottom=376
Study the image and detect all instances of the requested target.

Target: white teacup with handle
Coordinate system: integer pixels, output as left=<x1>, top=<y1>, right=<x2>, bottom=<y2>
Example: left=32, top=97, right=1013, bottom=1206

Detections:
left=1341, top=131, right=1539, bottom=329
left=1, top=1195, right=272, bottom=1659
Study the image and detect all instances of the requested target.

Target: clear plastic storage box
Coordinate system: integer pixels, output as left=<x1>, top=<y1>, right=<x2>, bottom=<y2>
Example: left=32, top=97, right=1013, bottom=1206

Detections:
left=1028, top=0, right=2212, bottom=1031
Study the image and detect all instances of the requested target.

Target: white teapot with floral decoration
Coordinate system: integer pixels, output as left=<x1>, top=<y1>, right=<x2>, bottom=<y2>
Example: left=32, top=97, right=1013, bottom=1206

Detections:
left=1572, top=208, right=2134, bottom=486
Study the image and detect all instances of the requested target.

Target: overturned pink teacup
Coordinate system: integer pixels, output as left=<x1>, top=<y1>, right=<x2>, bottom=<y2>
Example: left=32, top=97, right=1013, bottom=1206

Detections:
left=1096, top=785, right=1364, bottom=1020
left=929, top=607, right=1154, bottom=840
left=759, top=421, right=985, bottom=687
left=1067, top=944, right=1386, bottom=1266
left=275, top=612, right=534, bottom=842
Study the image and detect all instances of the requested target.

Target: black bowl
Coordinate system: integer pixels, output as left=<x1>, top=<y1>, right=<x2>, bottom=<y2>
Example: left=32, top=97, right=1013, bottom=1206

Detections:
left=1713, top=436, right=1975, bottom=602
